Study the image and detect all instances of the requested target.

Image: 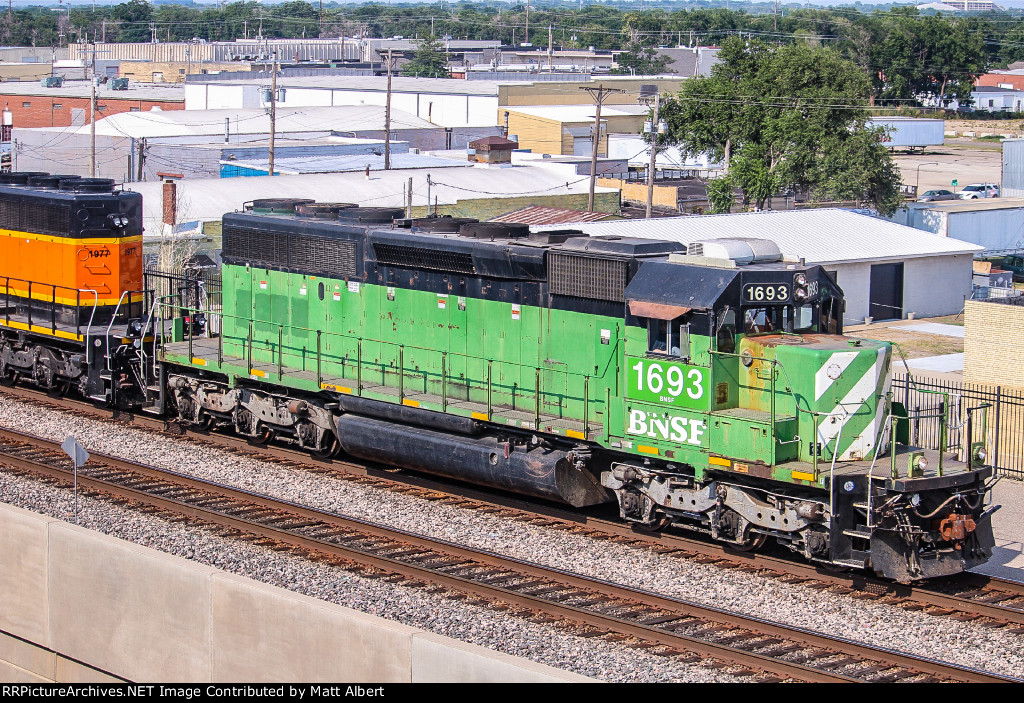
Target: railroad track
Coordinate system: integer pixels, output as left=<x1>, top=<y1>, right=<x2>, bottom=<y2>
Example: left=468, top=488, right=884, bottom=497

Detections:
left=0, top=425, right=1018, bottom=684
left=3, top=386, right=1024, bottom=637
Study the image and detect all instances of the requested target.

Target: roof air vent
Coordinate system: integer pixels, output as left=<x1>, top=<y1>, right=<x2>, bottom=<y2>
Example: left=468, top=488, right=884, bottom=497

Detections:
left=0, top=171, right=50, bottom=186
left=295, top=202, right=357, bottom=219
left=685, top=237, right=783, bottom=265
left=60, top=178, right=116, bottom=193
left=336, top=207, right=405, bottom=224
left=458, top=222, right=529, bottom=240
left=406, top=215, right=479, bottom=233
left=248, top=198, right=315, bottom=214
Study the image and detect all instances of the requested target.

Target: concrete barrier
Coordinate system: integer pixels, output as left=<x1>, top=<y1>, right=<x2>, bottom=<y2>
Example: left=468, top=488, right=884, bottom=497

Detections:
left=0, top=502, right=593, bottom=683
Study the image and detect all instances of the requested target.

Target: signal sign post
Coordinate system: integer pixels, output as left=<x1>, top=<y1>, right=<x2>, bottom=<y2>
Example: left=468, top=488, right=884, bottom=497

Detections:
left=61, top=436, right=89, bottom=525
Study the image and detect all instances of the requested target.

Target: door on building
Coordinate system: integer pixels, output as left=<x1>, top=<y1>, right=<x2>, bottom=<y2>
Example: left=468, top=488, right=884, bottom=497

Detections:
left=869, top=262, right=904, bottom=321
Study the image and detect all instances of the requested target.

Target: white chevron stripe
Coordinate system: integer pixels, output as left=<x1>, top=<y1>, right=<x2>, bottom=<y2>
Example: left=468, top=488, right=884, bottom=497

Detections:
left=817, top=347, right=887, bottom=460
left=815, top=351, right=860, bottom=402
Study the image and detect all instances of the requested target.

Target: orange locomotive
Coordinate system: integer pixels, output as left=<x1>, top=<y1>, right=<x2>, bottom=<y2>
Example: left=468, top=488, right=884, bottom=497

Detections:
left=0, top=173, right=148, bottom=406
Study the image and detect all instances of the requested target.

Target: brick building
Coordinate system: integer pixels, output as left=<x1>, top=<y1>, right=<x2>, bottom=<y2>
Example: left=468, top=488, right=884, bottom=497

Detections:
left=0, top=80, right=183, bottom=129
left=964, top=297, right=1024, bottom=390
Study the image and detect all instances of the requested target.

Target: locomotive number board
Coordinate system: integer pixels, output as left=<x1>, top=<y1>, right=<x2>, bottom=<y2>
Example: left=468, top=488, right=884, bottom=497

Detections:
left=742, top=284, right=791, bottom=304
left=626, top=357, right=710, bottom=411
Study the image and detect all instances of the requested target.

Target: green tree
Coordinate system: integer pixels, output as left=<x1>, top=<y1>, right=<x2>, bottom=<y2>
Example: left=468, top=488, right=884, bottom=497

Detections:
left=400, top=35, right=451, bottom=79
left=611, top=43, right=670, bottom=76
left=661, top=37, right=903, bottom=215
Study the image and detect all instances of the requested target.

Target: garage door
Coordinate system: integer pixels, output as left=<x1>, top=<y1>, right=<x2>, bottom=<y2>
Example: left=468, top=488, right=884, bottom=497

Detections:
left=869, top=262, right=904, bottom=321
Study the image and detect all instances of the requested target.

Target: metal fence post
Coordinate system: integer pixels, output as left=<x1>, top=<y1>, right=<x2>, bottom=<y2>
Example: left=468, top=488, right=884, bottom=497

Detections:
left=994, top=386, right=1002, bottom=471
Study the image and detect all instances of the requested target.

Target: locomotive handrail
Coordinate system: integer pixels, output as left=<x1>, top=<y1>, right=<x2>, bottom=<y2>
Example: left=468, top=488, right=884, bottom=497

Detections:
left=163, top=303, right=612, bottom=432
left=1, top=276, right=98, bottom=349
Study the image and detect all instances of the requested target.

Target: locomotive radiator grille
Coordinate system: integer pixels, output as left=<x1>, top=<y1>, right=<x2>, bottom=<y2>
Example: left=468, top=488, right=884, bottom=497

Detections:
left=548, top=252, right=627, bottom=302
left=0, top=200, right=71, bottom=237
left=373, top=243, right=476, bottom=275
left=224, top=225, right=359, bottom=277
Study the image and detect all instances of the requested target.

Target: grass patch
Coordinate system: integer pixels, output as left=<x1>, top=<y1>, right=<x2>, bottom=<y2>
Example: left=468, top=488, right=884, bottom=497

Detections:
left=976, top=134, right=1005, bottom=141
left=854, top=329, right=963, bottom=358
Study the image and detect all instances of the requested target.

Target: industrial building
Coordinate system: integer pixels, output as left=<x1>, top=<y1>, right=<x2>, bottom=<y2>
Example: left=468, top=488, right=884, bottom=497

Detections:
left=535, top=209, right=981, bottom=323
left=895, top=199, right=1024, bottom=253
left=11, top=105, right=500, bottom=181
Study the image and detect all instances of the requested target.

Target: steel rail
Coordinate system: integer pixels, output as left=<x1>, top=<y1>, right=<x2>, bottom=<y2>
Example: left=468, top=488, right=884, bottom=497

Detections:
left=2, top=387, right=1024, bottom=631
left=0, top=427, right=1018, bottom=684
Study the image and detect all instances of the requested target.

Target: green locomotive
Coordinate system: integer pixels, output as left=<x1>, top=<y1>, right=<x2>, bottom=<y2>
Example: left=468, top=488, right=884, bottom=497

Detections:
left=158, top=202, right=996, bottom=582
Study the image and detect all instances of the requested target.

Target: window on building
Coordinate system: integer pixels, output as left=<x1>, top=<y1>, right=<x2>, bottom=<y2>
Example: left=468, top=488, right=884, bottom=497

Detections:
left=97, top=105, right=107, bottom=112
left=129, top=107, right=140, bottom=112
left=21, top=102, right=30, bottom=108
left=153, top=72, right=164, bottom=82
left=53, top=103, right=62, bottom=109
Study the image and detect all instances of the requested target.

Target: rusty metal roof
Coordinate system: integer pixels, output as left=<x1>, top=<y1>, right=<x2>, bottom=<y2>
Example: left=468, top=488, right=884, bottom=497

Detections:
left=490, top=206, right=615, bottom=226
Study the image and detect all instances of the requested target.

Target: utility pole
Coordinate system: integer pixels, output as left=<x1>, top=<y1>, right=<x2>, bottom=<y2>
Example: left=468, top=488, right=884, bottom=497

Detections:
left=641, top=88, right=664, bottom=219
left=89, top=75, right=96, bottom=177
left=525, top=0, right=530, bottom=44
left=384, top=48, right=394, bottom=170
left=269, top=56, right=277, bottom=176
left=547, top=25, right=552, bottom=72
left=580, top=84, right=624, bottom=212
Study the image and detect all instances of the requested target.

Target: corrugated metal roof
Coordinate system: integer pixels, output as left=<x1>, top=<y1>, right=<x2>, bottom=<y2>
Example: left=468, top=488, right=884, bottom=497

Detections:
left=225, top=153, right=466, bottom=175
left=534, top=209, right=982, bottom=264
left=128, top=162, right=618, bottom=236
left=489, top=205, right=615, bottom=225
left=85, top=105, right=433, bottom=139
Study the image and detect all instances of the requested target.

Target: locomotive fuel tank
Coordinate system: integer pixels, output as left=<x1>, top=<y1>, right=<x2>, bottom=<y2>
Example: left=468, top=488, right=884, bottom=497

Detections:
left=335, top=414, right=610, bottom=507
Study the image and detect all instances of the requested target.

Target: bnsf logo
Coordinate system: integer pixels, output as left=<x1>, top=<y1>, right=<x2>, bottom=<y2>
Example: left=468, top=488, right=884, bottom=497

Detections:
left=627, top=409, right=706, bottom=446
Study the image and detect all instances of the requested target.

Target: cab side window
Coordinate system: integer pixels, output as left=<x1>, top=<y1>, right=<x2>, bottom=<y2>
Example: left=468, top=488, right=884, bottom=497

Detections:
left=647, top=316, right=689, bottom=359
left=716, top=308, right=736, bottom=354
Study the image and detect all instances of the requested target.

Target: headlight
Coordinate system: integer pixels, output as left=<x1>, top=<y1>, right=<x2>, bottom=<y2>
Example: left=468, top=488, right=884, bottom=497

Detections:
left=915, top=455, right=928, bottom=471
left=794, top=273, right=808, bottom=286
left=793, top=288, right=808, bottom=302
left=974, top=446, right=987, bottom=463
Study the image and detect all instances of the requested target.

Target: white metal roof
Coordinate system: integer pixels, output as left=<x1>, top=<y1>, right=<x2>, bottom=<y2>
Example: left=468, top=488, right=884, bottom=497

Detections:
left=128, top=161, right=616, bottom=236
left=85, top=105, right=434, bottom=139
left=917, top=198, right=1024, bottom=213
left=535, top=209, right=982, bottom=264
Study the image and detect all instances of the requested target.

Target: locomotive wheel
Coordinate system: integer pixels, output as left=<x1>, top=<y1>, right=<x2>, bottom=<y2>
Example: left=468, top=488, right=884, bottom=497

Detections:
left=311, top=435, right=340, bottom=460
left=731, top=531, right=768, bottom=552
left=0, top=366, right=16, bottom=387
left=47, top=380, right=71, bottom=398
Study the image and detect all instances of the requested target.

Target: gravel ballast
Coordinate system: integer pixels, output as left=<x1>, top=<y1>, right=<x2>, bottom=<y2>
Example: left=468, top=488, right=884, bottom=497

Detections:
left=0, top=395, right=1021, bottom=681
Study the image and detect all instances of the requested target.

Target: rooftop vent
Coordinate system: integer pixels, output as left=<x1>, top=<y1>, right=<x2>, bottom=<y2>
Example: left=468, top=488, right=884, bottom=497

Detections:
left=458, top=222, right=529, bottom=240
left=249, top=198, right=315, bottom=214
left=294, top=202, right=357, bottom=219
left=60, top=178, right=116, bottom=193
left=0, top=172, right=50, bottom=186
left=336, top=207, right=404, bottom=225
left=685, top=238, right=783, bottom=265
left=403, top=215, right=478, bottom=233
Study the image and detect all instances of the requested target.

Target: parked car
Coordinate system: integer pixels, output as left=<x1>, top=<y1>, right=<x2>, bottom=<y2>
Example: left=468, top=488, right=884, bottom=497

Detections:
left=956, top=183, right=1000, bottom=199
left=917, top=188, right=957, bottom=202
left=992, top=253, right=1024, bottom=282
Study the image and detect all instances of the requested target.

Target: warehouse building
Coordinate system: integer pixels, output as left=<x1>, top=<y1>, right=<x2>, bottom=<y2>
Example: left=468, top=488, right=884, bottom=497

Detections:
left=11, top=105, right=499, bottom=181
left=535, top=209, right=981, bottom=323
left=895, top=199, right=1024, bottom=253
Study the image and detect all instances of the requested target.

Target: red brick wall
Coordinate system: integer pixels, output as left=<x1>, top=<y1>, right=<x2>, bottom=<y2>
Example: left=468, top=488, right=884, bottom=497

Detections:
left=976, top=74, right=1024, bottom=91
left=0, top=94, right=184, bottom=128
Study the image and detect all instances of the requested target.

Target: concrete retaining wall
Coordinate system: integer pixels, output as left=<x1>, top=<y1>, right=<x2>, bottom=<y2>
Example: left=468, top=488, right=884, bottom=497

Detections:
left=0, top=502, right=593, bottom=683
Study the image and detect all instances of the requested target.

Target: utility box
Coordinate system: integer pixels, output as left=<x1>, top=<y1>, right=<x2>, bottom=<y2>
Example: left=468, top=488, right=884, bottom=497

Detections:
left=40, top=76, right=63, bottom=88
left=110, top=77, right=129, bottom=90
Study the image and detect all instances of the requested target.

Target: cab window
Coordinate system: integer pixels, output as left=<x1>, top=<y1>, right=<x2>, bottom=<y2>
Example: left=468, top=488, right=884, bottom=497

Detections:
left=716, top=308, right=736, bottom=354
left=647, top=316, right=689, bottom=358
